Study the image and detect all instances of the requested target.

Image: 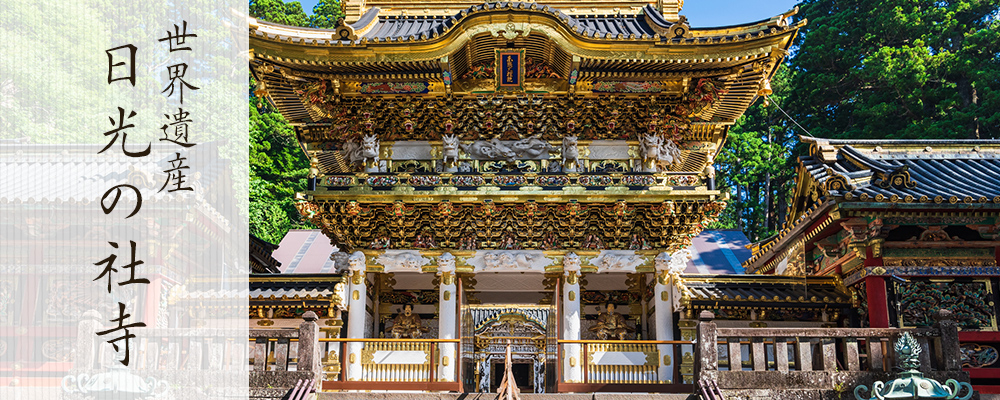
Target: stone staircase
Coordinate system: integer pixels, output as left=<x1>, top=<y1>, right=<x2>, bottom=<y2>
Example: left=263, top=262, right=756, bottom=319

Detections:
left=317, top=394, right=693, bottom=400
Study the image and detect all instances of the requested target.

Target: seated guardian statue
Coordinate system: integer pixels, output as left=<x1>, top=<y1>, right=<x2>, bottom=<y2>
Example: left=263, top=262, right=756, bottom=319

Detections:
left=388, top=304, right=429, bottom=339
left=590, top=303, right=632, bottom=340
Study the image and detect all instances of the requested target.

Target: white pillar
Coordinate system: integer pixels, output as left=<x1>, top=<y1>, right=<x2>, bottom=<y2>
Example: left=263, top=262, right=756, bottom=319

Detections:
left=562, top=253, right=582, bottom=383
left=346, top=251, right=367, bottom=381
left=437, top=253, right=457, bottom=382
left=653, top=248, right=691, bottom=383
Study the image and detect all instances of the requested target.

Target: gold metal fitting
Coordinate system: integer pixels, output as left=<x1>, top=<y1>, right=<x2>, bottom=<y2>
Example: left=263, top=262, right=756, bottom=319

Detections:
left=758, top=78, right=773, bottom=97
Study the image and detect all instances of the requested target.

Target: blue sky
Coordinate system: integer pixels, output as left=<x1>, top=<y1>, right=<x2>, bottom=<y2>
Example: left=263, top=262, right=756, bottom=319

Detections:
left=294, top=0, right=800, bottom=27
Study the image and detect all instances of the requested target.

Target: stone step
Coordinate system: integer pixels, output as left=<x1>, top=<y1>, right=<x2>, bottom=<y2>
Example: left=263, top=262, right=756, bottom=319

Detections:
left=318, top=393, right=694, bottom=400
left=251, top=387, right=297, bottom=400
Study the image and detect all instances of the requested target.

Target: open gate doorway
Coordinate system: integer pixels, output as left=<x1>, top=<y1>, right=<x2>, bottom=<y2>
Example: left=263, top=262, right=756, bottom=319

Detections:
left=460, top=305, right=556, bottom=393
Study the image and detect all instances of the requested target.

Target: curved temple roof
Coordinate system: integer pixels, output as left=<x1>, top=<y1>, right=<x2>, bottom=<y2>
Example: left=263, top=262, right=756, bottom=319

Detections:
left=355, top=5, right=659, bottom=42
left=801, top=139, right=1000, bottom=203
left=249, top=2, right=801, bottom=47
left=680, top=275, right=850, bottom=309
left=249, top=2, right=801, bottom=129
left=743, top=138, right=1000, bottom=274
left=353, top=0, right=681, bottom=19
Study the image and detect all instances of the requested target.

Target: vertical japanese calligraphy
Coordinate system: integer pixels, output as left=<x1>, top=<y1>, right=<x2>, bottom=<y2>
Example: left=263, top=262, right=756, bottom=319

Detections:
left=99, top=38, right=149, bottom=366
left=495, top=49, right=525, bottom=92
left=158, top=22, right=198, bottom=193
left=2, top=0, right=249, bottom=393
left=105, top=44, right=137, bottom=86
left=95, top=20, right=199, bottom=366
left=160, top=22, right=200, bottom=104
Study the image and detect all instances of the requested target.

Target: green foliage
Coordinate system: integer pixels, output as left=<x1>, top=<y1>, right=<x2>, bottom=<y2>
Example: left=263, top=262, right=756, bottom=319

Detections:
left=711, top=69, right=798, bottom=241
left=249, top=75, right=312, bottom=243
left=250, top=0, right=309, bottom=27
left=249, top=0, right=344, bottom=28
left=310, top=1, right=345, bottom=28
left=0, top=0, right=151, bottom=143
left=788, top=0, right=1000, bottom=139
left=247, top=0, right=341, bottom=243
left=719, top=0, right=1000, bottom=241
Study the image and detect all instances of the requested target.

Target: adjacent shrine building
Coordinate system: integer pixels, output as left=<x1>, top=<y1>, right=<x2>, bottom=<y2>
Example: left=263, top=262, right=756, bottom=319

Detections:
left=744, top=138, right=1000, bottom=392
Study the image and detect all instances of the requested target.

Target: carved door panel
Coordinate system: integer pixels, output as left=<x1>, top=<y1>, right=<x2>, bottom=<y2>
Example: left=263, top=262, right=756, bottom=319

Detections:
left=545, top=304, right=557, bottom=393
left=460, top=306, right=475, bottom=392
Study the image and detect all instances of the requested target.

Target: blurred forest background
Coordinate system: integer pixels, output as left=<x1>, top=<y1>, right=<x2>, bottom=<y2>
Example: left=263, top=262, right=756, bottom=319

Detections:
left=248, top=0, right=1000, bottom=244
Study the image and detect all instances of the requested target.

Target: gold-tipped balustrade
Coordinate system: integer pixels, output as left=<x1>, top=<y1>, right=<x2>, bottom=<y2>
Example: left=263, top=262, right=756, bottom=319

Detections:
left=317, top=338, right=462, bottom=392
left=584, top=341, right=660, bottom=383
left=556, top=339, right=693, bottom=393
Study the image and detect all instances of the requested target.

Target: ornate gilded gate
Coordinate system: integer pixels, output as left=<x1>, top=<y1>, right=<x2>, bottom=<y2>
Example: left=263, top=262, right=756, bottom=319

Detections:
left=460, top=305, right=555, bottom=393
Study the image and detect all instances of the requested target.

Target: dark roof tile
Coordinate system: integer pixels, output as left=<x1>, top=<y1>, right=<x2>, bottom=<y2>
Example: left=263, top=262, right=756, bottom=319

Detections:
left=352, top=1, right=664, bottom=42
left=802, top=143, right=1000, bottom=201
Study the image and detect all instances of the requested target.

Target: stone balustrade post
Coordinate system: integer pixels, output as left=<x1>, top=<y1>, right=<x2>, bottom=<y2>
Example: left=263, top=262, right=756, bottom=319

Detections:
left=695, top=311, right=718, bottom=384
left=73, top=310, right=102, bottom=370
left=933, top=309, right=962, bottom=372
left=298, top=311, right=321, bottom=374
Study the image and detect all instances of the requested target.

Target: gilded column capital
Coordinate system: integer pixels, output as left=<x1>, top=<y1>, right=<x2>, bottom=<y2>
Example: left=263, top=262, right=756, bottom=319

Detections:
left=350, top=270, right=364, bottom=285
left=654, top=248, right=690, bottom=277
left=563, top=252, right=581, bottom=284
left=869, top=238, right=884, bottom=258
left=348, top=251, right=366, bottom=285
left=437, top=252, right=456, bottom=273
left=438, top=252, right=457, bottom=285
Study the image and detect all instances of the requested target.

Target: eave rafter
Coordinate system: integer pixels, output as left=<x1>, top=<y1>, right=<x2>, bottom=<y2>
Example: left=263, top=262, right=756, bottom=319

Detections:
left=295, top=196, right=726, bottom=253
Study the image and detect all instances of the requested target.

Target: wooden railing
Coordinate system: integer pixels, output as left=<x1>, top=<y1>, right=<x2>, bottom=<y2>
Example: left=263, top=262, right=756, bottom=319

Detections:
left=694, top=310, right=969, bottom=393
left=556, top=339, right=693, bottom=393
left=67, top=310, right=251, bottom=398
left=73, top=311, right=248, bottom=373
left=318, top=338, right=461, bottom=392
left=249, top=330, right=300, bottom=372
left=248, top=312, right=324, bottom=400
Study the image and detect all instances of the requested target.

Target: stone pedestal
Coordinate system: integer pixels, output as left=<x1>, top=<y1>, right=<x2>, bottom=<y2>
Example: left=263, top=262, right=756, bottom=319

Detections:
left=298, top=311, right=321, bottom=374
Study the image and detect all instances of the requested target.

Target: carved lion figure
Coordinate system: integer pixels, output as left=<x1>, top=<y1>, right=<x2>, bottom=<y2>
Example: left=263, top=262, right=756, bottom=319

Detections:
left=562, top=135, right=579, bottom=172
left=563, top=252, right=581, bottom=272
left=361, top=133, right=379, bottom=161
left=442, top=134, right=460, bottom=166
left=344, top=133, right=380, bottom=167
left=348, top=251, right=366, bottom=272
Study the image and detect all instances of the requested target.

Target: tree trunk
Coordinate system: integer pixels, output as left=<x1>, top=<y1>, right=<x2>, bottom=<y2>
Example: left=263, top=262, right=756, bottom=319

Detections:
left=763, top=130, right=773, bottom=233
left=735, top=161, right=743, bottom=232
left=776, top=177, right=789, bottom=232
left=957, top=76, right=979, bottom=139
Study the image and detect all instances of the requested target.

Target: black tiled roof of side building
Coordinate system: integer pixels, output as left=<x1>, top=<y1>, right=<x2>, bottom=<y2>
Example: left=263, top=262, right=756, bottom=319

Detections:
left=801, top=140, right=1000, bottom=202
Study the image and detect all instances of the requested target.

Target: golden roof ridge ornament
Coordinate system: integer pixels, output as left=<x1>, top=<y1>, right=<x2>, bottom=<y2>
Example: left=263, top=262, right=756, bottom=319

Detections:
left=334, top=17, right=358, bottom=42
